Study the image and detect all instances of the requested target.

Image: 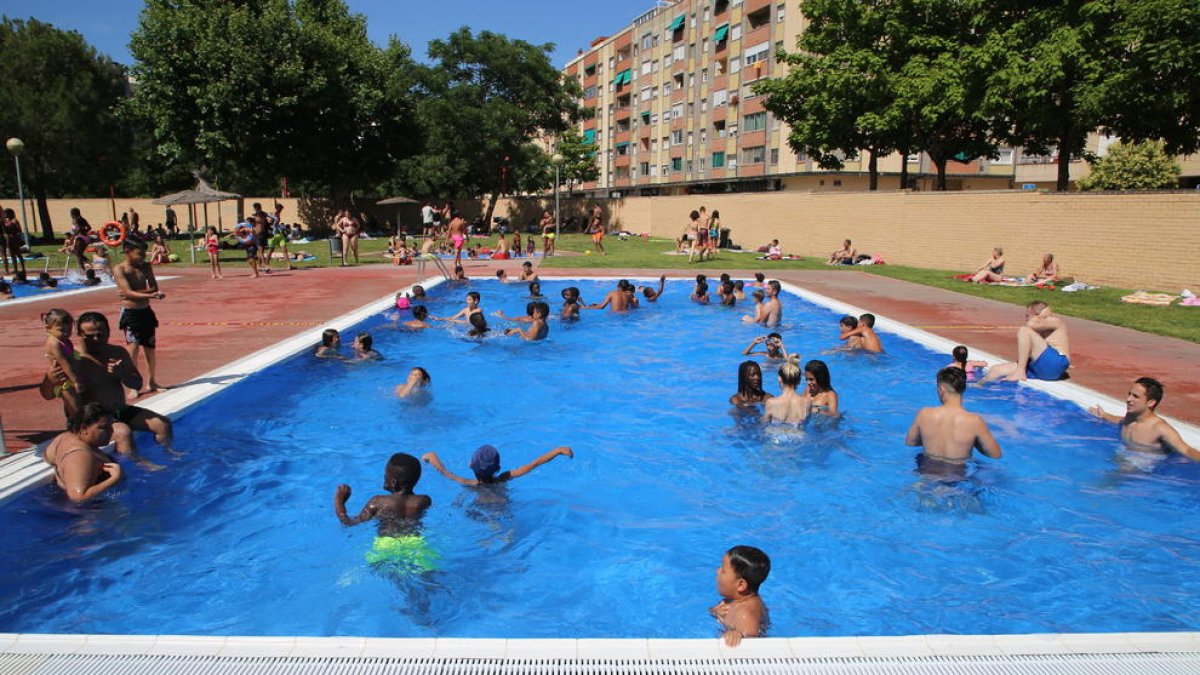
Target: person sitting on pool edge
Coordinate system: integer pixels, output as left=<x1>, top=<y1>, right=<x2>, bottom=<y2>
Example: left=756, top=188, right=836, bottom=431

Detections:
left=421, top=444, right=574, bottom=487
left=710, top=545, right=771, bottom=647
left=906, top=367, right=1002, bottom=479
left=334, top=452, right=437, bottom=573
left=839, top=313, right=883, bottom=353
left=730, top=360, right=770, bottom=408
left=979, top=300, right=1070, bottom=383
left=395, top=367, right=431, bottom=398
left=1089, top=377, right=1200, bottom=462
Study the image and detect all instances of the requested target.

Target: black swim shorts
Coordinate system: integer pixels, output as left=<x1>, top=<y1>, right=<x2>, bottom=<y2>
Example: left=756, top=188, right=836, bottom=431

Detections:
left=119, top=306, right=158, bottom=349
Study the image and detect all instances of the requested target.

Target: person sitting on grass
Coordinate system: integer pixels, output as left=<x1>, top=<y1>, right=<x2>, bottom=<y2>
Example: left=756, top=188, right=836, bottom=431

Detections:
left=1027, top=252, right=1061, bottom=287
left=422, top=444, right=574, bottom=486
left=1089, top=377, right=1200, bottom=462
left=969, top=247, right=1006, bottom=283
left=710, top=545, right=771, bottom=647
left=827, top=239, right=855, bottom=265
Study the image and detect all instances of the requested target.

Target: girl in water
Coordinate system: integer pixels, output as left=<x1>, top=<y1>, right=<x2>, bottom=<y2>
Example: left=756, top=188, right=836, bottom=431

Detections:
left=730, top=360, right=770, bottom=408
left=763, top=356, right=810, bottom=425
left=315, top=328, right=341, bottom=358
left=804, top=359, right=840, bottom=418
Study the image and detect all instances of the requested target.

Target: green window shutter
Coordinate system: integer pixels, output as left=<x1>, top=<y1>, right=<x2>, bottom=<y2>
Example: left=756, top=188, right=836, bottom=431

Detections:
left=714, top=24, right=729, bottom=42
left=583, top=129, right=596, bottom=144
left=712, top=151, right=725, bottom=168
left=668, top=15, right=685, bottom=31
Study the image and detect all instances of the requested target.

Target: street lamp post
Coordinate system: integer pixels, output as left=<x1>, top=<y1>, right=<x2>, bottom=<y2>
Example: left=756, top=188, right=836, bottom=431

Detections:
left=5, top=138, right=30, bottom=249
left=550, top=152, right=564, bottom=245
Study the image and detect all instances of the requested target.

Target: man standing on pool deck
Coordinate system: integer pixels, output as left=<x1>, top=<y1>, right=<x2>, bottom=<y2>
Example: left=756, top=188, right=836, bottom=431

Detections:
left=980, top=301, right=1070, bottom=383
left=448, top=209, right=467, bottom=269
left=759, top=281, right=782, bottom=326
left=114, top=237, right=166, bottom=393
left=1089, top=378, right=1200, bottom=461
left=906, top=367, right=1002, bottom=478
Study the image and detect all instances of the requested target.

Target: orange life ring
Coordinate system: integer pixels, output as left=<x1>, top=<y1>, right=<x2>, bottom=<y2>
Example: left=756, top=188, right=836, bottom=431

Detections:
left=99, top=221, right=126, bottom=247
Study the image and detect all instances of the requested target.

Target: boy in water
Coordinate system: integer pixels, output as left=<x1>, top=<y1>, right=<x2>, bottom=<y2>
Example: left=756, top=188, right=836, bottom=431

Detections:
left=434, top=291, right=482, bottom=323
left=334, top=453, right=436, bottom=572
left=352, top=332, right=383, bottom=360
left=710, top=545, right=771, bottom=647
left=839, top=313, right=883, bottom=352
left=641, top=274, right=667, bottom=302
left=422, top=444, right=573, bottom=486
left=395, top=367, right=431, bottom=398
left=743, top=333, right=788, bottom=360
left=519, top=261, right=538, bottom=281
left=505, top=302, right=550, bottom=341
left=403, top=306, right=431, bottom=330
left=315, top=328, right=341, bottom=358
left=837, top=316, right=864, bottom=350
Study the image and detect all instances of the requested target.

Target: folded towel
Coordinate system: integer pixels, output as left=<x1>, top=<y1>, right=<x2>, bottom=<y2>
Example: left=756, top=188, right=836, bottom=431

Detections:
left=1121, top=291, right=1178, bottom=306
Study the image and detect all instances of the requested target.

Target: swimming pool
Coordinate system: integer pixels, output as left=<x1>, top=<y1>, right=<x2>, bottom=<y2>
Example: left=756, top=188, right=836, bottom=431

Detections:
left=1, top=278, right=1197, bottom=639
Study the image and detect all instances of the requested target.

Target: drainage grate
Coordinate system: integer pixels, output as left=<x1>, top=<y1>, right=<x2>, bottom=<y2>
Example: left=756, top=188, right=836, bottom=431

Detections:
left=3, top=653, right=1200, bottom=675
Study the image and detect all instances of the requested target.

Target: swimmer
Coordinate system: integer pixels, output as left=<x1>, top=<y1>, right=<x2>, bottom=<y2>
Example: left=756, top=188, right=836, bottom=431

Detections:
left=763, top=356, right=810, bottom=425
left=729, top=360, right=770, bottom=408
left=395, top=367, right=431, bottom=398
left=743, top=333, right=789, bottom=360
left=837, top=316, right=865, bottom=350
left=315, top=328, right=342, bottom=358
left=641, top=274, right=667, bottom=302
left=804, top=360, right=839, bottom=418
left=732, top=280, right=746, bottom=300
left=748, top=272, right=767, bottom=288
left=411, top=285, right=427, bottom=300
left=560, top=288, right=582, bottom=320
left=718, top=280, right=736, bottom=306
left=839, top=313, right=882, bottom=352
left=906, top=367, right=1002, bottom=479
left=980, top=301, right=1070, bottom=383
left=467, top=311, right=490, bottom=337
left=403, top=306, right=431, bottom=330
left=433, top=291, right=482, bottom=323
left=947, top=345, right=988, bottom=381
left=421, top=444, right=574, bottom=486
left=43, top=403, right=121, bottom=504
left=352, top=332, right=383, bottom=361
left=1089, top=378, right=1200, bottom=461
left=505, top=302, right=549, bottom=341
left=710, top=545, right=771, bottom=647
left=622, top=281, right=640, bottom=309
left=528, top=281, right=543, bottom=298
left=334, top=453, right=432, bottom=538
left=759, top=281, right=782, bottom=326
left=519, top=261, right=538, bottom=281
left=496, top=301, right=538, bottom=323
left=495, top=269, right=510, bottom=282
left=586, top=280, right=630, bottom=312
left=742, top=290, right=766, bottom=323
left=451, top=265, right=468, bottom=284
left=692, top=279, right=710, bottom=304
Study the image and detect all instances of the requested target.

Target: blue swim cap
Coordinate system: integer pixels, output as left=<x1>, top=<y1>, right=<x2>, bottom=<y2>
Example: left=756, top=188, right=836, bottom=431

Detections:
left=469, top=444, right=501, bottom=477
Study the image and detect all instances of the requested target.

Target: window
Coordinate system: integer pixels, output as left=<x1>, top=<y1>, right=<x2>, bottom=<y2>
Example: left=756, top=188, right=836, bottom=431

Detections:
left=689, top=73, right=696, bottom=88
left=642, top=32, right=653, bottom=50
left=712, top=150, right=726, bottom=168
left=747, top=7, right=771, bottom=29
left=777, top=3, right=786, bottom=21
left=742, top=146, right=766, bottom=164
left=700, top=98, right=707, bottom=113
left=641, top=60, right=653, bottom=75
left=664, top=54, right=672, bottom=68
left=651, top=138, right=658, bottom=151
left=701, top=68, right=708, bottom=83
left=744, top=112, right=767, bottom=132
left=671, top=130, right=684, bottom=145
left=702, top=38, right=709, bottom=54
left=687, top=102, right=694, bottom=116
left=716, top=0, right=729, bottom=14
left=672, top=103, right=684, bottom=119
left=689, top=43, right=696, bottom=60
left=650, top=164, right=659, bottom=177
left=640, top=161, right=650, bottom=175
left=770, top=148, right=779, bottom=164
left=712, top=89, right=728, bottom=107
left=663, top=82, right=672, bottom=96
left=700, top=157, right=707, bottom=172
left=686, top=159, right=694, bottom=173
left=731, top=24, right=743, bottom=41
left=714, top=120, right=727, bottom=137
left=687, top=131, right=694, bottom=146
left=650, top=113, right=658, bottom=125
left=730, top=56, right=741, bottom=73
left=673, top=44, right=686, bottom=62
left=661, top=163, right=669, bottom=175
left=700, top=128, right=708, bottom=143
left=993, top=147, right=1015, bottom=165
left=704, top=7, right=710, bottom=21
left=672, top=157, right=683, bottom=171
left=584, top=85, right=598, bottom=99
left=641, top=87, right=653, bottom=102
left=729, top=123, right=738, bottom=136
left=744, top=43, right=770, bottom=68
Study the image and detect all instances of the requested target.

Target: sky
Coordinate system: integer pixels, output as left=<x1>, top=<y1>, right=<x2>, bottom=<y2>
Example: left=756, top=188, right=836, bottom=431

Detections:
left=1, top=0, right=659, bottom=68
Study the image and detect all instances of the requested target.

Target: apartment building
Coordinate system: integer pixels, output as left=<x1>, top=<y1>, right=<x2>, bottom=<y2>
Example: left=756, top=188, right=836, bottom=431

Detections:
left=560, top=0, right=1200, bottom=195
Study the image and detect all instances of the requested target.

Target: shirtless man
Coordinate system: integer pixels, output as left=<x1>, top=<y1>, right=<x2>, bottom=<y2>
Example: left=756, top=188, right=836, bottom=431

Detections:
left=840, top=313, right=883, bottom=352
left=587, top=280, right=631, bottom=312
left=539, top=210, right=556, bottom=257
left=758, top=280, right=782, bottom=326
left=1089, top=378, right=1200, bottom=462
left=906, top=367, right=1002, bottom=478
left=980, top=301, right=1070, bottom=383
left=827, top=239, right=855, bottom=265
left=587, top=205, right=606, bottom=255
left=114, top=238, right=166, bottom=392
left=447, top=209, right=467, bottom=269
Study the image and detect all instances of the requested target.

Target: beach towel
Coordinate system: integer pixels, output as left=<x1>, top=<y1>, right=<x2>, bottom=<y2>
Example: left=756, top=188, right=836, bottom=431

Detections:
left=1120, top=291, right=1177, bottom=306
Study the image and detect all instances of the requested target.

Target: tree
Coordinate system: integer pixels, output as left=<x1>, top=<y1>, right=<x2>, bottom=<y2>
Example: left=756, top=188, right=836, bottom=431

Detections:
left=1077, top=141, right=1180, bottom=191
left=0, top=17, right=132, bottom=238
left=553, top=127, right=599, bottom=193
left=399, top=28, right=584, bottom=223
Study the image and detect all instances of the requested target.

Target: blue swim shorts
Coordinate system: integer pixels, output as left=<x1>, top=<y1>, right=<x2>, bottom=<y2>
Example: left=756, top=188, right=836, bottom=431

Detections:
left=1027, top=345, right=1070, bottom=381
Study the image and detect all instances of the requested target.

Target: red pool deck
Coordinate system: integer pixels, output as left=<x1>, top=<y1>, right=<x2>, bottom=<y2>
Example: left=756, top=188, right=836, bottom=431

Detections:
left=3, top=263, right=1198, bottom=455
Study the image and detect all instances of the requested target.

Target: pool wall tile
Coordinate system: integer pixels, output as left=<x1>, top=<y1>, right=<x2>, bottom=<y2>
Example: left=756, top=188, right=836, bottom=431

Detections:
left=924, top=634, right=1006, bottom=656
left=289, top=636, right=366, bottom=657
left=217, top=636, right=297, bottom=657
left=856, top=635, right=937, bottom=657
left=1055, top=632, right=1138, bottom=653
left=432, top=637, right=508, bottom=658
left=1125, top=632, right=1200, bottom=652
left=78, top=635, right=158, bottom=655
left=357, top=637, right=436, bottom=658
left=993, top=633, right=1071, bottom=655
left=577, top=638, right=649, bottom=659
left=11, top=633, right=87, bottom=654
left=788, top=636, right=865, bottom=657
left=646, top=638, right=722, bottom=659
left=146, top=636, right=229, bottom=656
left=505, top=638, right=578, bottom=659
left=716, top=637, right=795, bottom=658
left=0, top=634, right=17, bottom=651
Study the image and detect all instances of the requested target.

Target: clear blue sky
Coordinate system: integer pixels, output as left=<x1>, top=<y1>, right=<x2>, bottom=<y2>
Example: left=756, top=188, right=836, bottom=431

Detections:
left=1, top=0, right=657, bottom=67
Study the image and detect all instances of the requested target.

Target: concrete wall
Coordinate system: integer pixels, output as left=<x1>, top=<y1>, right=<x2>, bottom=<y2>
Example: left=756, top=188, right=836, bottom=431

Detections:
left=496, top=190, right=1199, bottom=291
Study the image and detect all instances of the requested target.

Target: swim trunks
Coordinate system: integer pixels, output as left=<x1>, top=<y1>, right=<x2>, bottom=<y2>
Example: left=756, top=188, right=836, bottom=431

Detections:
left=1027, top=345, right=1070, bottom=381
left=591, top=232, right=603, bottom=244
left=112, top=404, right=151, bottom=425
left=915, top=452, right=967, bottom=479
left=269, top=233, right=286, bottom=248
left=119, top=306, right=158, bottom=348
left=366, top=535, right=439, bottom=574
left=245, top=243, right=259, bottom=260
left=545, top=232, right=556, bottom=240
left=452, top=234, right=465, bottom=250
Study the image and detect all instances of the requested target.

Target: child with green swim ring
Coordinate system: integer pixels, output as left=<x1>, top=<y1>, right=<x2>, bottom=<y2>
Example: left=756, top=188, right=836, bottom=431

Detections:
left=334, top=452, right=437, bottom=573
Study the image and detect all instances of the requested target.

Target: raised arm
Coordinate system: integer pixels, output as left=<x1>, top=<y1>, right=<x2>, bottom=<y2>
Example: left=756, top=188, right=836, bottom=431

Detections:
left=655, top=274, right=666, bottom=298
left=334, top=484, right=377, bottom=526
left=1088, top=404, right=1124, bottom=425
left=743, top=337, right=765, bottom=355
left=420, top=452, right=478, bottom=486
left=507, top=446, right=574, bottom=479
left=972, top=419, right=1003, bottom=459
left=1158, top=424, right=1200, bottom=462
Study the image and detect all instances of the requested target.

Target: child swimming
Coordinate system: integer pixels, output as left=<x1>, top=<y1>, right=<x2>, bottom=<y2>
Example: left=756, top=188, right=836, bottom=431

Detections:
left=948, top=345, right=989, bottom=381
left=395, top=367, right=431, bottom=398
left=422, top=444, right=573, bottom=486
left=710, top=545, right=771, bottom=647
left=334, top=453, right=436, bottom=573
left=315, top=328, right=341, bottom=358
left=352, top=332, right=383, bottom=361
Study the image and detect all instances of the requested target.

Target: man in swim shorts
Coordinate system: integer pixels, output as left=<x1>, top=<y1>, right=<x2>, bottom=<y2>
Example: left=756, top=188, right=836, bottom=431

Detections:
left=114, top=237, right=166, bottom=392
left=448, top=209, right=467, bottom=268
left=980, top=301, right=1070, bottom=383
left=1089, top=377, right=1200, bottom=461
left=906, top=367, right=1002, bottom=478
left=540, top=210, right=556, bottom=256
left=587, top=205, right=606, bottom=255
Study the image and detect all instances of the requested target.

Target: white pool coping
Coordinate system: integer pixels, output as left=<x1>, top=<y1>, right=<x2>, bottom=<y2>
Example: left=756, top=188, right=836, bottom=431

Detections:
left=2, top=274, right=1198, bottom=659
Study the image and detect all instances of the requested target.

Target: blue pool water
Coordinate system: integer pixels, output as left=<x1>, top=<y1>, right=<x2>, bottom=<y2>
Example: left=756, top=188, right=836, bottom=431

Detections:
left=1, top=278, right=1197, bottom=638
left=5, top=276, right=111, bottom=298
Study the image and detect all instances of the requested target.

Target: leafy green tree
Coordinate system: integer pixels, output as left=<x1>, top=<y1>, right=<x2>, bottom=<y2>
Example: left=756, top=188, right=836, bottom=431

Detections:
left=0, top=17, right=131, bottom=238
left=1077, top=141, right=1180, bottom=191
left=399, top=28, right=583, bottom=222
left=553, top=127, right=599, bottom=193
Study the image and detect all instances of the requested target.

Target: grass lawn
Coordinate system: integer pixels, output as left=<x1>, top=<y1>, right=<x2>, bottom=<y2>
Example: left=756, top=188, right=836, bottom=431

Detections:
left=20, top=232, right=1196, bottom=343
left=540, top=234, right=1200, bottom=344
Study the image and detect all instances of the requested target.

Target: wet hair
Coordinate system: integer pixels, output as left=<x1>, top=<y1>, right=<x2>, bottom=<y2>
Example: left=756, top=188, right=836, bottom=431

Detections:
left=805, top=360, right=832, bottom=392
left=0, top=280, right=10, bottom=294
left=14, top=271, right=27, bottom=283
left=3, top=208, right=15, bottom=219
left=355, top=332, right=373, bottom=351
left=495, top=270, right=506, bottom=278
left=467, top=291, right=481, bottom=304
left=754, top=272, right=765, bottom=282
left=696, top=274, right=707, bottom=283
left=39, top=272, right=52, bottom=282
left=617, top=279, right=631, bottom=290
left=734, top=280, right=744, bottom=290
left=721, top=280, right=734, bottom=294
left=642, top=286, right=655, bottom=298
left=412, top=285, right=426, bottom=297
left=937, top=366, right=967, bottom=395
left=752, top=290, right=765, bottom=303
left=68, top=402, right=111, bottom=435
left=952, top=345, right=969, bottom=365
left=529, top=281, right=541, bottom=296
left=737, top=360, right=765, bottom=398
left=767, top=332, right=782, bottom=341
left=859, top=313, right=875, bottom=328
left=468, top=311, right=490, bottom=336
left=383, top=452, right=422, bottom=492
left=321, top=328, right=339, bottom=347
left=727, top=545, right=771, bottom=593
left=76, top=311, right=109, bottom=335
left=532, top=301, right=550, bottom=318
left=1135, top=376, right=1164, bottom=406
left=46, top=277, right=58, bottom=288
left=42, top=308, right=73, bottom=333
left=413, top=367, right=431, bottom=384
left=522, top=261, right=533, bottom=269
left=840, top=315, right=858, bottom=329
left=695, top=281, right=709, bottom=296
left=524, top=301, right=537, bottom=316
left=454, top=265, right=465, bottom=277
left=767, top=280, right=780, bottom=294
left=778, top=355, right=803, bottom=388
left=411, top=305, right=429, bottom=321
left=720, top=273, right=731, bottom=284
left=689, top=210, right=700, bottom=220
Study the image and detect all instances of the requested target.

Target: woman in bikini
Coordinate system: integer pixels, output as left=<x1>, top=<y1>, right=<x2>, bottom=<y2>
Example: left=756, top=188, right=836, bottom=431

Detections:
left=43, top=403, right=122, bottom=503
left=1028, top=253, right=1060, bottom=287
left=969, top=247, right=1006, bottom=283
